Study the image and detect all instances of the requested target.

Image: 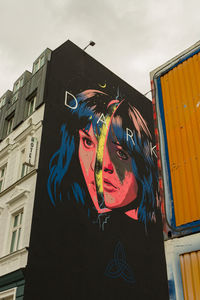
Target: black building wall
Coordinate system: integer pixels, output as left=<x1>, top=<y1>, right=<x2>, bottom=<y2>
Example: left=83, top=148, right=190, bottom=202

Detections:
left=24, top=40, right=169, bottom=300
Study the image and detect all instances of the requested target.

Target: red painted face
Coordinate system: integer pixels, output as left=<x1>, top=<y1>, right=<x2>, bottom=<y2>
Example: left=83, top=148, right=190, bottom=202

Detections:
left=102, top=134, right=138, bottom=209
left=79, top=125, right=138, bottom=212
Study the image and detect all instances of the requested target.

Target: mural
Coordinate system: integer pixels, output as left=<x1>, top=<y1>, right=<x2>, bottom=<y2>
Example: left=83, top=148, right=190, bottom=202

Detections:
left=47, top=89, right=157, bottom=230
left=45, top=87, right=167, bottom=296
left=24, top=41, right=169, bottom=300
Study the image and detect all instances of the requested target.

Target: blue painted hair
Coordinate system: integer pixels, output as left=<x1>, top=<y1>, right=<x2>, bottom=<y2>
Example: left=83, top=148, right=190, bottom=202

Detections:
left=47, top=90, right=157, bottom=227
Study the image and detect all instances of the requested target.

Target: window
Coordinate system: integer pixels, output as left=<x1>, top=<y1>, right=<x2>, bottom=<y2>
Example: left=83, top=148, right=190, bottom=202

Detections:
left=20, top=149, right=30, bottom=178
left=0, top=96, right=6, bottom=108
left=40, top=55, right=45, bottom=67
left=5, top=187, right=29, bottom=256
left=13, top=81, right=19, bottom=93
left=13, top=77, right=24, bottom=94
left=33, top=55, right=45, bottom=74
left=0, top=295, right=14, bottom=300
left=33, top=60, right=40, bottom=73
left=27, top=94, right=36, bottom=116
left=0, top=165, right=6, bottom=192
left=21, top=162, right=29, bottom=178
left=6, top=115, right=14, bottom=135
left=10, top=210, right=23, bottom=253
left=20, top=77, right=24, bottom=88
left=0, top=288, right=16, bottom=300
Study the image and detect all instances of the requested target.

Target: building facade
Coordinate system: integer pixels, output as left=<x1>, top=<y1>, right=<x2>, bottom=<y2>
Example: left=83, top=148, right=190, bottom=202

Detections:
left=0, top=49, right=51, bottom=299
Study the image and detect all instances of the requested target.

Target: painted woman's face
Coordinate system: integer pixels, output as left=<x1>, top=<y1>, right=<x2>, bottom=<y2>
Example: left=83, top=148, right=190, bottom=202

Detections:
left=79, top=125, right=138, bottom=212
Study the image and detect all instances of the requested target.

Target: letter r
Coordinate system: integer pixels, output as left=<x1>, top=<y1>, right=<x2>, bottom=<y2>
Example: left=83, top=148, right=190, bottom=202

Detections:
left=126, top=128, right=135, bottom=146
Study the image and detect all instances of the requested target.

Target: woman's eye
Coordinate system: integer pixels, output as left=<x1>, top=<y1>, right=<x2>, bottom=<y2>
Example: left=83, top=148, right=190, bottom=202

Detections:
left=83, top=137, right=94, bottom=149
left=116, top=149, right=128, bottom=160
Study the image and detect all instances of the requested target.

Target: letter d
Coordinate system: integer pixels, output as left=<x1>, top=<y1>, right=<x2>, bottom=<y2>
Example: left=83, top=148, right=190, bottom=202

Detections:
left=64, top=91, right=78, bottom=110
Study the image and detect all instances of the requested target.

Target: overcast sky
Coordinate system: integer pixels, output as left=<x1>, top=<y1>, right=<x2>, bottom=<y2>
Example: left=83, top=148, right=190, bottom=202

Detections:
left=0, top=0, right=200, bottom=99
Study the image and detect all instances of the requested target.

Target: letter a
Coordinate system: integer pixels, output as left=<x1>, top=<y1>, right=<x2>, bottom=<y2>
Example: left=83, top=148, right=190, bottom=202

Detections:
left=97, top=113, right=108, bottom=128
left=64, top=91, right=78, bottom=110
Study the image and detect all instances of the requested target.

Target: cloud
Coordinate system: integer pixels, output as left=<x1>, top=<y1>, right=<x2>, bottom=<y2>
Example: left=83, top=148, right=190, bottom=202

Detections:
left=0, top=0, right=200, bottom=97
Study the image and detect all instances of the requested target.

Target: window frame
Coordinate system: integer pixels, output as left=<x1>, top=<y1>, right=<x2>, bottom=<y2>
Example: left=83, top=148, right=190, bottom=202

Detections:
left=13, top=81, right=19, bottom=93
left=19, top=77, right=24, bottom=88
left=27, top=94, right=36, bottom=117
left=0, top=164, right=7, bottom=193
left=20, top=149, right=30, bottom=178
left=21, top=162, right=30, bottom=178
left=0, top=96, right=6, bottom=108
left=0, top=288, right=16, bottom=300
left=33, top=60, right=40, bottom=73
left=33, top=55, right=45, bottom=74
left=9, top=209, right=24, bottom=253
left=13, top=76, right=24, bottom=94
left=3, top=187, right=29, bottom=257
left=6, top=115, right=14, bottom=136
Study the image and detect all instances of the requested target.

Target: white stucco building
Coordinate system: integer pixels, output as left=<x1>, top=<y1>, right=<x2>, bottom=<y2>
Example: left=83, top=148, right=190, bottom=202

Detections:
left=0, top=48, right=51, bottom=299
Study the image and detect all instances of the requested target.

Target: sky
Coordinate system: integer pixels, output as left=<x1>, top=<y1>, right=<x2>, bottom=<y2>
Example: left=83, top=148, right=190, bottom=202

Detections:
left=0, top=0, right=200, bottom=99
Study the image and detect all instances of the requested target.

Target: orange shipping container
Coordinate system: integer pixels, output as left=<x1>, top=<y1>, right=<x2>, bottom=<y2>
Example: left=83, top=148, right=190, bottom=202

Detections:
left=180, top=250, right=200, bottom=300
left=151, top=41, right=200, bottom=235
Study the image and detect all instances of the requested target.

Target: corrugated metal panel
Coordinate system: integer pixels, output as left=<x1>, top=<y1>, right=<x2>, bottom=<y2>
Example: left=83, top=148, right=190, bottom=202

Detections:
left=180, top=250, right=200, bottom=300
left=160, top=53, right=200, bottom=226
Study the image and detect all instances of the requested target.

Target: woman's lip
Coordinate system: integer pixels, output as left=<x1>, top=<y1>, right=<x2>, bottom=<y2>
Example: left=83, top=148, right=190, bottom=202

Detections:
left=90, top=180, right=118, bottom=192
left=103, top=186, right=117, bottom=193
left=103, top=179, right=117, bottom=189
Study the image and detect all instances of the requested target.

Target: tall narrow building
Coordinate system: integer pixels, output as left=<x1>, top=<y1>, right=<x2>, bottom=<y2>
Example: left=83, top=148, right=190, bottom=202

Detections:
left=0, top=48, right=51, bottom=299
left=0, top=40, right=169, bottom=300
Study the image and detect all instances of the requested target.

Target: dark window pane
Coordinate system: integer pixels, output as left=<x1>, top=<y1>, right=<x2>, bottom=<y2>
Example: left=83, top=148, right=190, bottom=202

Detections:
left=10, top=230, right=17, bottom=253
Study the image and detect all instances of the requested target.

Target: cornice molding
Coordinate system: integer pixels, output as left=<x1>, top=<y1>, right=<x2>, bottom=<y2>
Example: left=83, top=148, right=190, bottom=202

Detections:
left=6, top=186, right=30, bottom=207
